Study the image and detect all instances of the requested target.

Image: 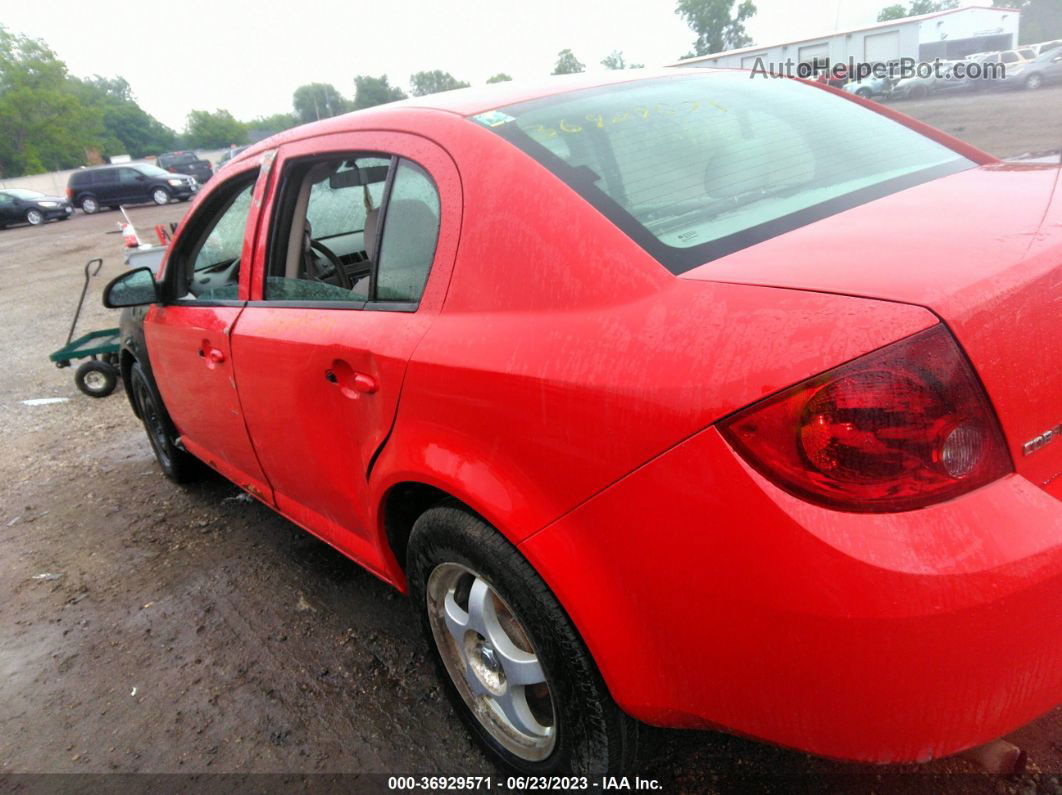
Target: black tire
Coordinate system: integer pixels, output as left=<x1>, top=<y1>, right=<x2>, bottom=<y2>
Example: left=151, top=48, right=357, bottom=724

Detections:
left=75, top=360, right=118, bottom=398
left=909, top=84, right=928, bottom=99
left=856, top=88, right=872, bottom=98
left=25, top=208, right=44, bottom=226
left=407, top=504, right=640, bottom=776
left=79, top=195, right=99, bottom=214
left=129, top=360, right=200, bottom=483
left=1025, top=73, right=1044, bottom=90
left=151, top=187, right=171, bottom=206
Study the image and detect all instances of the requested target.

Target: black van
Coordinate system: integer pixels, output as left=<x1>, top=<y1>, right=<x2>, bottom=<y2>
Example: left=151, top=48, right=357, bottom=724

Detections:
left=66, top=164, right=198, bottom=214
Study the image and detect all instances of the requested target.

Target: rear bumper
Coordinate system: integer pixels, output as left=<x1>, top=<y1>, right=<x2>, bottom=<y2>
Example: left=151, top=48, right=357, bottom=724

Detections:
left=520, top=426, right=1062, bottom=763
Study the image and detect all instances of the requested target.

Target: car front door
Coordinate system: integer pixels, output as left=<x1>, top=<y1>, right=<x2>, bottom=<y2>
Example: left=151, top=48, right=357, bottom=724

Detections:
left=116, top=167, right=147, bottom=203
left=143, top=159, right=274, bottom=501
left=229, top=132, right=461, bottom=571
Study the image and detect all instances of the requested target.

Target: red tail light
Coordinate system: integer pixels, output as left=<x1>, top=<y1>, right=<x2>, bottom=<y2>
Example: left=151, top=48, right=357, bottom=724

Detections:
left=65, top=187, right=73, bottom=200
left=719, top=325, right=1012, bottom=512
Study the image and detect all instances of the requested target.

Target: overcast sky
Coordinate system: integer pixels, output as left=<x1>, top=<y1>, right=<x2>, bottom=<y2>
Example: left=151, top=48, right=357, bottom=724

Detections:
left=4, top=0, right=978, bottom=130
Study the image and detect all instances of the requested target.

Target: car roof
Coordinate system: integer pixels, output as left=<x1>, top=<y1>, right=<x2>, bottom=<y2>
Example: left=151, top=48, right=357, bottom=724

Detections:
left=238, top=68, right=741, bottom=161
left=233, top=68, right=708, bottom=166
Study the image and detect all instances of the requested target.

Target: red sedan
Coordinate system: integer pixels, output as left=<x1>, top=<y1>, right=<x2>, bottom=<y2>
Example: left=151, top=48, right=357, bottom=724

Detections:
left=104, top=69, right=1062, bottom=775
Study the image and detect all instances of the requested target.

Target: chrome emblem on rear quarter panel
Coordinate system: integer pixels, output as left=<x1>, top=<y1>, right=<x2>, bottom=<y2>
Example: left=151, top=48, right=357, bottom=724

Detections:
left=1023, top=422, right=1062, bottom=456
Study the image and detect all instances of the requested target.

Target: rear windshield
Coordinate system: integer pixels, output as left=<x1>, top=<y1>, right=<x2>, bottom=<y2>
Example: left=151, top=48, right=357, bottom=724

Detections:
left=474, top=72, right=973, bottom=273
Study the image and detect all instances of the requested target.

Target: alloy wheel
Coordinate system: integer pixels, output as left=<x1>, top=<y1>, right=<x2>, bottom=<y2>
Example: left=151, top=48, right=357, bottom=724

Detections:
left=26, top=209, right=43, bottom=225
left=426, top=562, right=557, bottom=761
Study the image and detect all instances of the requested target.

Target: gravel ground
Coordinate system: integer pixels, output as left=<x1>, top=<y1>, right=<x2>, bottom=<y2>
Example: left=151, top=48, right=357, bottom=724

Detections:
left=888, top=83, right=1062, bottom=159
left=1, top=92, right=1060, bottom=795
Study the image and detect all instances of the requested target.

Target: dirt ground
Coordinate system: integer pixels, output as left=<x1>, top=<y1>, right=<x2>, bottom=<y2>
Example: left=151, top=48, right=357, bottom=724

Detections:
left=1, top=84, right=1060, bottom=794
left=890, top=84, right=1062, bottom=159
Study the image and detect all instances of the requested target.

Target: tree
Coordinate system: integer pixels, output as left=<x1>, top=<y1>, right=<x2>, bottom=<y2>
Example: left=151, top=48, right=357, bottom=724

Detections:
left=601, top=50, right=645, bottom=70
left=245, top=112, right=298, bottom=139
left=993, top=0, right=1062, bottom=43
left=675, top=0, right=757, bottom=57
left=352, top=74, right=407, bottom=110
left=0, top=26, right=105, bottom=176
left=409, top=70, right=470, bottom=97
left=184, top=109, right=246, bottom=149
left=486, top=72, right=513, bottom=83
left=877, top=0, right=957, bottom=21
left=71, top=76, right=175, bottom=157
left=292, top=82, right=348, bottom=124
left=552, top=49, right=586, bottom=74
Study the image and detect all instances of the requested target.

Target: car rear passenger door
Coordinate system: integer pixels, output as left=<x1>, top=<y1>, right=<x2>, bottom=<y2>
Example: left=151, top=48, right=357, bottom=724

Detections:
left=229, top=132, right=461, bottom=572
left=143, top=159, right=275, bottom=501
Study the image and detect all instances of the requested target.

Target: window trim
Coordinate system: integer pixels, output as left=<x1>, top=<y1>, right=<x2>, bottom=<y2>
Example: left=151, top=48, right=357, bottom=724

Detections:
left=367, top=156, right=399, bottom=303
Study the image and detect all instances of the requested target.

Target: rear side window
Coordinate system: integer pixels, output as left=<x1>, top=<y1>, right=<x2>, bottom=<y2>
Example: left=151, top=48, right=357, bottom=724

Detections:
left=476, top=72, right=974, bottom=273
left=376, top=160, right=440, bottom=302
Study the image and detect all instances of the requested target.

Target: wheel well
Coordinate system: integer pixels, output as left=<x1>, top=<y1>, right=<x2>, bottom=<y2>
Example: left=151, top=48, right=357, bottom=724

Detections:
left=120, top=350, right=139, bottom=418
left=383, top=482, right=474, bottom=571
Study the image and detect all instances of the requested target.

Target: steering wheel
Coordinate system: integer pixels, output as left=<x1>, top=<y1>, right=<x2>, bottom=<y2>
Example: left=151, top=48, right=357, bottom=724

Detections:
left=307, top=239, right=352, bottom=290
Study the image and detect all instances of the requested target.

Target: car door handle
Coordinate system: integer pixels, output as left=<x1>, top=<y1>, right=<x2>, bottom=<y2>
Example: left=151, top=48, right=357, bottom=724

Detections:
left=352, top=373, right=378, bottom=394
left=325, top=368, right=378, bottom=396
left=198, top=345, right=225, bottom=364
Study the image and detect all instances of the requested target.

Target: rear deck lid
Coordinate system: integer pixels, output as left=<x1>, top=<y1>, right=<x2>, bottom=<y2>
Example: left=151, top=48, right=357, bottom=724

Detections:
left=684, top=162, right=1062, bottom=491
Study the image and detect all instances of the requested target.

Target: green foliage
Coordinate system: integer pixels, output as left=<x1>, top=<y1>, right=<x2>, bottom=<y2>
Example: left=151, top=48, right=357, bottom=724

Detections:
left=71, top=75, right=176, bottom=157
left=409, top=70, right=470, bottom=97
left=675, top=0, right=757, bottom=56
left=184, top=109, right=246, bottom=149
left=352, top=74, right=407, bottom=110
left=995, top=0, right=1062, bottom=43
left=245, top=112, right=299, bottom=139
left=552, top=49, right=586, bottom=75
left=0, top=25, right=177, bottom=177
left=878, top=0, right=957, bottom=21
left=0, top=26, right=102, bottom=176
left=486, top=72, right=513, bottom=83
left=876, top=4, right=908, bottom=20
left=601, top=51, right=645, bottom=70
left=292, top=82, right=349, bottom=124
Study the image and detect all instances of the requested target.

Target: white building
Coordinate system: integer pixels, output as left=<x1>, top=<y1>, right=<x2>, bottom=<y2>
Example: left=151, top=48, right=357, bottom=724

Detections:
left=673, top=5, right=1021, bottom=70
